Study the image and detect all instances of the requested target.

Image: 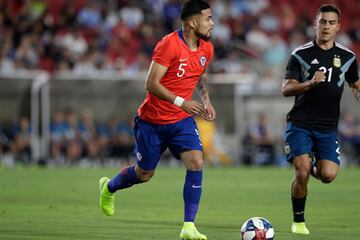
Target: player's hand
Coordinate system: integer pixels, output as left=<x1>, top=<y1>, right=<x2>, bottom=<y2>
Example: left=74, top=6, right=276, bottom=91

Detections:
left=352, top=87, right=360, bottom=101
left=202, top=103, right=216, bottom=121
left=309, top=71, right=326, bottom=87
left=182, top=100, right=204, bottom=115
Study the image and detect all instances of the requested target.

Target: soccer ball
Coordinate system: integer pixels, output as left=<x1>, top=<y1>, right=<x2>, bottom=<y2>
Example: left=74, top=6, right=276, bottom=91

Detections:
left=240, top=217, right=274, bottom=240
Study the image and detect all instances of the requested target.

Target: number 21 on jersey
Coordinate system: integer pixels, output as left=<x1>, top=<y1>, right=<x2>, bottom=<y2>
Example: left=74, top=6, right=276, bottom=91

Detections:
left=319, top=66, right=333, bottom=82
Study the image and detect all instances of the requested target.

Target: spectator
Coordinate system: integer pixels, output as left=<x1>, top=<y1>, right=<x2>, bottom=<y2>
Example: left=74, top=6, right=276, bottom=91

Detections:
left=9, top=116, right=31, bottom=165
left=50, top=111, right=67, bottom=165
left=78, top=109, right=99, bottom=162
left=248, top=112, right=276, bottom=165
left=60, top=27, right=88, bottom=59
left=338, top=112, right=360, bottom=165
left=0, top=123, right=9, bottom=165
left=97, top=115, right=118, bottom=164
left=111, top=117, right=134, bottom=165
left=15, top=35, right=38, bottom=69
left=263, top=32, right=287, bottom=68
left=162, top=0, right=180, bottom=32
left=77, top=1, right=102, bottom=29
left=119, top=2, right=144, bottom=30
left=63, top=110, right=82, bottom=164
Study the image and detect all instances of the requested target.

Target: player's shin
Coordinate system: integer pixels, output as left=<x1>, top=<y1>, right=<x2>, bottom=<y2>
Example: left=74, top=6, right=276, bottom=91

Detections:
left=183, top=170, right=203, bottom=222
left=292, top=195, right=306, bottom=222
left=107, top=166, right=142, bottom=193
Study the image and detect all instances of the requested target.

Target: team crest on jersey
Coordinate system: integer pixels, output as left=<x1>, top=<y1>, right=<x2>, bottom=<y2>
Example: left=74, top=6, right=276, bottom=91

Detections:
left=284, top=144, right=291, bottom=154
left=333, top=55, right=341, bottom=68
left=200, top=56, right=207, bottom=66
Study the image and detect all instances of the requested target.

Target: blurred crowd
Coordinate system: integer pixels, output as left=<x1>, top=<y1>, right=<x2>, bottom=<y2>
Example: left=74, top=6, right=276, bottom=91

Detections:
left=0, top=110, right=135, bottom=167
left=1, top=110, right=360, bottom=167
left=0, top=0, right=360, bottom=78
left=241, top=111, right=360, bottom=167
left=338, top=112, right=360, bottom=165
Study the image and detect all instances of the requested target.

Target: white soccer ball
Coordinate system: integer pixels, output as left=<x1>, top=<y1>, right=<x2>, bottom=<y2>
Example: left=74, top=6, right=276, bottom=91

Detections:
left=240, top=217, right=275, bottom=240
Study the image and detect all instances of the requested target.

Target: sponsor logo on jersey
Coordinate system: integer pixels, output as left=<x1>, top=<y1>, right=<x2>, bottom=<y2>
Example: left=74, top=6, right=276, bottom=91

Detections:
left=311, top=58, right=319, bottom=64
left=200, top=56, right=206, bottom=66
left=333, top=55, right=341, bottom=67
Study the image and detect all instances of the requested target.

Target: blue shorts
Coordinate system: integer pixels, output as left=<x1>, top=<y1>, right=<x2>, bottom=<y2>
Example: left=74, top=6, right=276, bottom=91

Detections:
left=284, top=123, right=340, bottom=165
left=133, top=116, right=203, bottom=170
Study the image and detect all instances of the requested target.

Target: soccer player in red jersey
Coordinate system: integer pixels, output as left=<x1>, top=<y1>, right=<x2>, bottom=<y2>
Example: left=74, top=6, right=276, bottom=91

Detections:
left=99, top=1, right=214, bottom=239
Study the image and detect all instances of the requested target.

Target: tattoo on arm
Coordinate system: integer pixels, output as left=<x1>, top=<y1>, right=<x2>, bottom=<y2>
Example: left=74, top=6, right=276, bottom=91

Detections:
left=197, top=75, right=209, bottom=104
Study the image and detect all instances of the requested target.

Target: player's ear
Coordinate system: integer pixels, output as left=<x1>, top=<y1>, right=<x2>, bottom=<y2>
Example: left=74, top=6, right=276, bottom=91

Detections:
left=313, top=18, right=317, bottom=30
left=188, top=17, right=197, bottom=29
left=336, top=21, right=340, bottom=32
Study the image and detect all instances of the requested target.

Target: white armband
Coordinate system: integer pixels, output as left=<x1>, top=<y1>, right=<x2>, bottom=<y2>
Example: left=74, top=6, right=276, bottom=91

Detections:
left=173, top=96, right=185, bottom=107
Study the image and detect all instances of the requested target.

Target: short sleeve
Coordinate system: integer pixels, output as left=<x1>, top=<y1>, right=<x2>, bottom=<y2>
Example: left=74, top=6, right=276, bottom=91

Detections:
left=152, top=37, right=176, bottom=67
left=345, top=57, right=359, bottom=84
left=284, top=55, right=301, bottom=80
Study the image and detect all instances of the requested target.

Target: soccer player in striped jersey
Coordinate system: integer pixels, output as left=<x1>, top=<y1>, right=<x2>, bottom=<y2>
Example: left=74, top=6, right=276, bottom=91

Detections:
left=282, top=4, right=360, bottom=235
left=99, top=1, right=215, bottom=239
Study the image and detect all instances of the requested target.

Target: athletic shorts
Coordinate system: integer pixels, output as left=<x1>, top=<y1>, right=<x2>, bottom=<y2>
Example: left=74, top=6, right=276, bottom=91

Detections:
left=284, top=123, right=340, bottom=165
left=133, top=116, right=203, bottom=170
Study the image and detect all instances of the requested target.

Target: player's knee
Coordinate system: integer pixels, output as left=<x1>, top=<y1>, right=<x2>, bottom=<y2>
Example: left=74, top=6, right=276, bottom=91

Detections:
left=295, top=169, right=310, bottom=185
left=319, top=171, right=337, bottom=184
left=316, top=165, right=337, bottom=183
left=187, top=157, right=204, bottom=171
left=136, top=170, right=155, bottom=182
left=182, top=151, right=205, bottom=170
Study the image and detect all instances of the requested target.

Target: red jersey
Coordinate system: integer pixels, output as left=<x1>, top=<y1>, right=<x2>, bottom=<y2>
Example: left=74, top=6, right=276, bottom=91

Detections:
left=137, top=30, right=214, bottom=124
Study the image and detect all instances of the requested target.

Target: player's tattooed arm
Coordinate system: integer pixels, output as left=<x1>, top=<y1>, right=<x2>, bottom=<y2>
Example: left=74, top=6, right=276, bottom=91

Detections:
left=197, top=73, right=216, bottom=121
left=197, top=73, right=210, bottom=104
left=349, top=80, right=360, bottom=101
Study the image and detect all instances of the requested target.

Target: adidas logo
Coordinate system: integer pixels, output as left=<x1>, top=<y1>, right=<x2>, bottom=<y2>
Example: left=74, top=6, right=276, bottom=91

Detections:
left=311, top=58, right=319, bottom=64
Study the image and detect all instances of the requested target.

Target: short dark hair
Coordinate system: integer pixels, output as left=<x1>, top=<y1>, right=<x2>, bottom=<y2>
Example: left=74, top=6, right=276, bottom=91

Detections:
left=180, top=0, right=210, bottom=21
left=316, top=4, right=341, bottom=18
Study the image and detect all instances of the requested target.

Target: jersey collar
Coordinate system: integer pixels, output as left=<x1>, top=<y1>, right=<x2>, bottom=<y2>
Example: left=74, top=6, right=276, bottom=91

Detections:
left=178, top=29, right=201, bottom=52
left=178, top=29, right=187, bottom=46
left=313, top=40, right=335, bottom=51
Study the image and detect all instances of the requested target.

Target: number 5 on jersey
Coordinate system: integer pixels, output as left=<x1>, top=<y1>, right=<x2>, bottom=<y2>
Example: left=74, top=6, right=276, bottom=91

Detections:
left=177, top=63, right=187, bottom=77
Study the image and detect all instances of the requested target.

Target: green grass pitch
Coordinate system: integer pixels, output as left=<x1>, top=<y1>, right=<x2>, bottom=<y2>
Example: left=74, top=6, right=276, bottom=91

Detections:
left=0, top=166, right=359, bottom=239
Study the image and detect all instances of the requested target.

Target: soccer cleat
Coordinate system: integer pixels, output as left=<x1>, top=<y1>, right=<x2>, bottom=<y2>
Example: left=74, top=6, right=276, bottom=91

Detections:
left=180, top=222, right=207, bottom=240
left=291, top=222, right=310, bottom=235
left=310, top=165, right=319, bottom=180
left=99, top=177, right=115, bottom=216
left=309, top=153, right=319, bottom=180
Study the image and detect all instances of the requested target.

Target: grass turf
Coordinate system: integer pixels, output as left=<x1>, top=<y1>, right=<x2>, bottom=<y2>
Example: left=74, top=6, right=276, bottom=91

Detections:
left=0, top=166, right=359, bottom=239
